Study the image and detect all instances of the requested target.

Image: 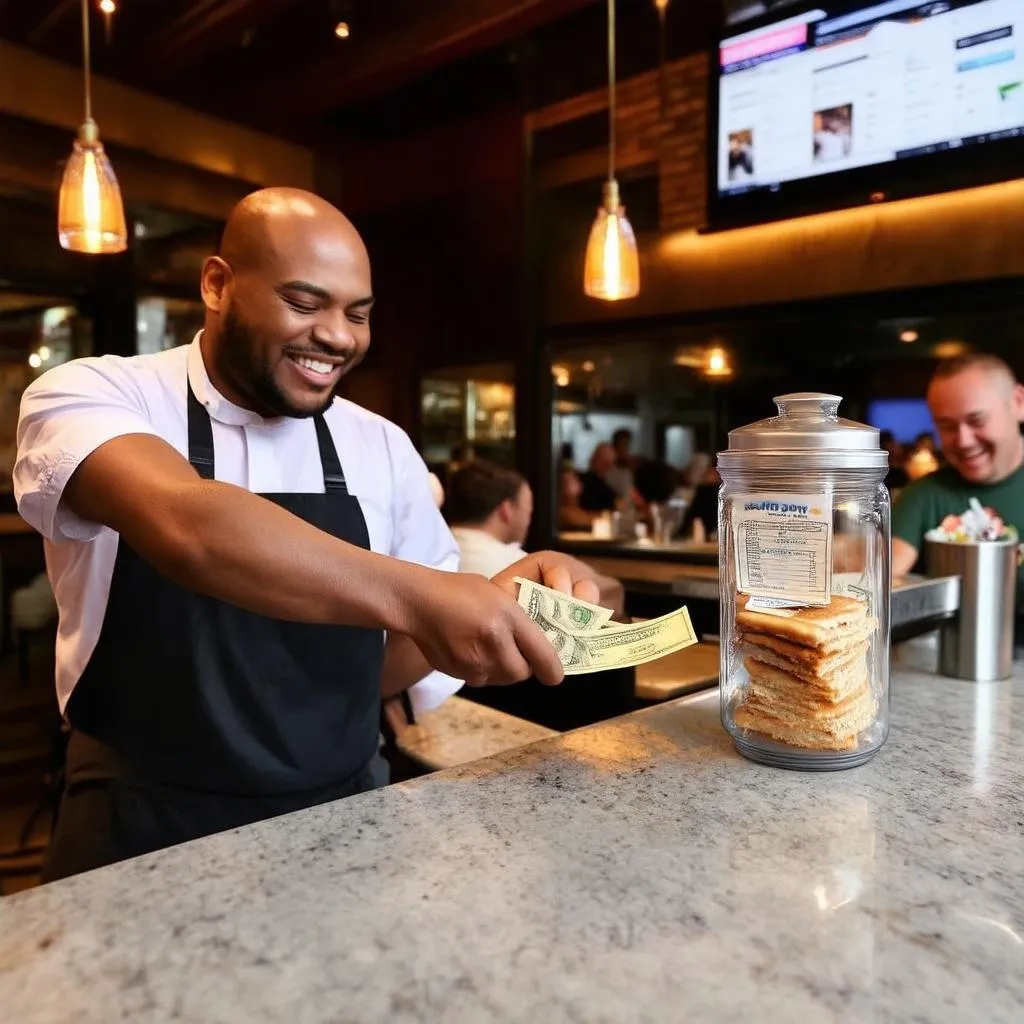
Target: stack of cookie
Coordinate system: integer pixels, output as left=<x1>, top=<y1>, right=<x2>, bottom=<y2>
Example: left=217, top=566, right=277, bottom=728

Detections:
left=733, top=594, right=877, bottom=752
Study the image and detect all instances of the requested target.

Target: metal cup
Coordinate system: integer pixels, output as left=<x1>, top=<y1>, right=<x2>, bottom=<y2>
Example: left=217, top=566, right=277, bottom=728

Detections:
left=925, top=538, right=1017, bottom=682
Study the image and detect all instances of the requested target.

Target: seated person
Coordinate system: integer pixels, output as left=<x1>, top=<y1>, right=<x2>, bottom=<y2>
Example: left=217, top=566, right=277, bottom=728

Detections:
left=579, top=442, right=620, bottom=513
left=557, top=466, right=595, bottom=531
left=879, top=430, right=909, bottom=490
left=633, top=459, right=679, bottom=534
left=445, top=459, right=624, bottom=615
left=892, top=355, right=1024, bottom=614
left=634, top=459, right=678, bottom=506
left=605, top=428, right=637, bottom=500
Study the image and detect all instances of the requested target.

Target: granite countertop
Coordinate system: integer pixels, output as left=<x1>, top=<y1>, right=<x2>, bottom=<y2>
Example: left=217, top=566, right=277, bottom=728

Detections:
left=395, top=695, right=557, bottom=771
left=1, top=651, right=1022, bottom=1023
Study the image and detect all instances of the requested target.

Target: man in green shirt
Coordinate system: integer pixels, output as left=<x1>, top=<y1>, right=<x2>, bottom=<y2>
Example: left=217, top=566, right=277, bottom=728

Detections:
left=892, top=354, right=1024, bottom=606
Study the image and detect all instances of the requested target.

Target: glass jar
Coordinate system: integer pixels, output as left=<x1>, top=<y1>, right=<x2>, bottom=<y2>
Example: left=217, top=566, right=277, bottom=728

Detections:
left=717, top=393, right=891, bottom=771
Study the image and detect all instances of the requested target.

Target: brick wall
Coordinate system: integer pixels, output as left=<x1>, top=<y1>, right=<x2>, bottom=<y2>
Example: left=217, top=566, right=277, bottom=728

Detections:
left=643, top=56, right=708, bottom=232
left=529, top=53, right=710, bottom=232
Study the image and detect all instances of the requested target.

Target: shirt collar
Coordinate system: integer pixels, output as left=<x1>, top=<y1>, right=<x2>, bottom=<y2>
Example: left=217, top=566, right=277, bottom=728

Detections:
left=187, top=331, right=289, bottom=429
left=451, top=526, right=513, bottom=550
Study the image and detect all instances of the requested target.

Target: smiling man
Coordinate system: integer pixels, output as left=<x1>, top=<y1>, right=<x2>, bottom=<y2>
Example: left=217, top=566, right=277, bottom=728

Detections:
left=14, top=188, right=598, bottom=880
left=891, top=354, right=1024, bottom=591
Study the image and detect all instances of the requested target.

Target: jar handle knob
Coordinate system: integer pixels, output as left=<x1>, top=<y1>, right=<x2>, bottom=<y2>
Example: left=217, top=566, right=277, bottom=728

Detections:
left=774, top=392, right=842, bottom=420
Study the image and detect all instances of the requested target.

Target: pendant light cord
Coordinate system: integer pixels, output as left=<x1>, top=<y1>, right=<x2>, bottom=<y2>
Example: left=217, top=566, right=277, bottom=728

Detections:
left=607, top=0, right=616, bottom=184
left=81, top=0, right=92, bottom=123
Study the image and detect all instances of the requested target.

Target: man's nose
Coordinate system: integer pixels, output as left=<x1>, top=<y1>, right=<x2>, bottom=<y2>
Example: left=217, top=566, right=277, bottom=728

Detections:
left=956, top=423, right=975, bottom=449
left=311, top=311, right=356, bottom=355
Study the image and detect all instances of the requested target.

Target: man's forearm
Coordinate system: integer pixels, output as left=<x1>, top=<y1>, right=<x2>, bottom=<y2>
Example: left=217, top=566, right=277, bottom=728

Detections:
left=380, top=632, right=434, bottom=698
left=65, top=436, right=424, bottom=632
left=891, top=537, right=919, bottom=578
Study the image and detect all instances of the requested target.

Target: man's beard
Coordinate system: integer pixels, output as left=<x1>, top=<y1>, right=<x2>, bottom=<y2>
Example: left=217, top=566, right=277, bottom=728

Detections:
left=218, top=308, right=334, bottom=420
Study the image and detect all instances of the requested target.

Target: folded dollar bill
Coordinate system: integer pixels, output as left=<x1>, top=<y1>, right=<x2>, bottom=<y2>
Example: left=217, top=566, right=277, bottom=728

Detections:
left=515, top=578, right=697, bottom=674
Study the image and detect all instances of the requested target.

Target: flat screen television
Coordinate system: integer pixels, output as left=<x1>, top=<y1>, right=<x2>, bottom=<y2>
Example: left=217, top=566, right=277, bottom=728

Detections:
left=866, top=398, right=936, bottom=442
left=708, top=0, right=1024, bottom=229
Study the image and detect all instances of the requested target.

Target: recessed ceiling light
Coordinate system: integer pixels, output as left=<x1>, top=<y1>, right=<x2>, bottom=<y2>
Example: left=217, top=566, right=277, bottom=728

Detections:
left=899, top=329, right=918, bottom=343
left=334, top=21, right=350, bottom=38
left=99, top=0, right=116, bottom=13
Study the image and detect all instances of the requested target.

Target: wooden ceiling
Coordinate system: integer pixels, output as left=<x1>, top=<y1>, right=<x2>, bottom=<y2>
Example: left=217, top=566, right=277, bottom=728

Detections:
left=0, top=0, right=628, bottom=140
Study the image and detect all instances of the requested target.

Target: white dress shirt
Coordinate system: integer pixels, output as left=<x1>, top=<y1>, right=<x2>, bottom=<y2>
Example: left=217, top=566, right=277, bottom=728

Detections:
left=14, top=336, right=462, bottom=715
left=451, top=526, right=526, bottom=579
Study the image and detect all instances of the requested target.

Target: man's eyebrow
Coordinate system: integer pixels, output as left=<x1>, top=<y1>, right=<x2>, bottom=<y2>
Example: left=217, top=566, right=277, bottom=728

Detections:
left=278, top=280, right=332, bottom=302
left=278, top=282, right=374, bottom=309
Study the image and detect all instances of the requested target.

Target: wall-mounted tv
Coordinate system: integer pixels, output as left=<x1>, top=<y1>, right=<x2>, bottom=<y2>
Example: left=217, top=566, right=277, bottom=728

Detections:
left=707, top=0, right=1024, bottom=229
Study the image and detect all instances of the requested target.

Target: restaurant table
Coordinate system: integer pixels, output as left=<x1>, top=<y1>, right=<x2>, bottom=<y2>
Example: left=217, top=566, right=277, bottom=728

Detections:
left=557, top=532, right=719, bottom=565
left=1, top=644, right=1020, bottom=1023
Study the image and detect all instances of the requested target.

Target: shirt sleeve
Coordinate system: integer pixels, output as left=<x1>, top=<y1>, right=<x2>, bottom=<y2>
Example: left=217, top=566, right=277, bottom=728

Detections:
left=891, top=480, right=934, bottom=553
left=14, top=357, right=158, bottom=543
left=385, top=424, right=463, bottom=715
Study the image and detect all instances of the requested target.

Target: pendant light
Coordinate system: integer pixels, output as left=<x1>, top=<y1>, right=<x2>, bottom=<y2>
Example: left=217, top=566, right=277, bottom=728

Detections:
left=654, top=0, right=669, bottom=112
left=583, top=0, right=640, bottom=301
left=58, top=0, right=128, bottom=254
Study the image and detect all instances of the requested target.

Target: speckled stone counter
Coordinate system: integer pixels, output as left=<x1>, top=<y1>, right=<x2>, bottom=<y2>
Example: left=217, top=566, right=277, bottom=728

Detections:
left=1, top=653, right=1022, bottom=1024
left=395, top=694, right=556, bottom=770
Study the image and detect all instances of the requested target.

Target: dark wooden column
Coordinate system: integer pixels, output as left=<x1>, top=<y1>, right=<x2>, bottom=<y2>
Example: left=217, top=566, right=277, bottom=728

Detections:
left=86, top=241, right=137, bottom=359
left=516, top=39, right=554, bottom=551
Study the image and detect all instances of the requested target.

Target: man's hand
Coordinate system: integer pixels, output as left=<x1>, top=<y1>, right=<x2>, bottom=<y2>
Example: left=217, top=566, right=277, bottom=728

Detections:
left=398, top=567, right=565, bottom=688
left=491, top=550, right=602, bottom=605
left=383, top=553, right=608, bottom=697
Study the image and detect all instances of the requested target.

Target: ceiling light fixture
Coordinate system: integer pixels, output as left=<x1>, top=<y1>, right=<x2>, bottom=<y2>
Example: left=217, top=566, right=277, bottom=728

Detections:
left=899, top=329, right=918, bottom=343
left=653, top=0, right=670, bottom=109
left=334, top=21, right=351, bottom=39
left=702, top=345, right=734, bottom=379
left=98, top=0, right=116, bottom=42
left=58, top=0, right=127, bottom=253
left=583, top=0, right=639, bottom=301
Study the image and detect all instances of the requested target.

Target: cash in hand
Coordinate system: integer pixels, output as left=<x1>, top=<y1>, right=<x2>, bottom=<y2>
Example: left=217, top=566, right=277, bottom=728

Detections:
left=514, top=578, right=697, bottom=675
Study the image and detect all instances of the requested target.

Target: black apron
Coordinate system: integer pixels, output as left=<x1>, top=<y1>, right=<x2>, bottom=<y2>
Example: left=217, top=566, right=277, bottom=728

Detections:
left=44, top=383, right=385, bottom=881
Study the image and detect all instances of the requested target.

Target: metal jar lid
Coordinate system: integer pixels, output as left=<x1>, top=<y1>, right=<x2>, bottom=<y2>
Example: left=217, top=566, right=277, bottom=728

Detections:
left=718, top=393, right=888, bottom=471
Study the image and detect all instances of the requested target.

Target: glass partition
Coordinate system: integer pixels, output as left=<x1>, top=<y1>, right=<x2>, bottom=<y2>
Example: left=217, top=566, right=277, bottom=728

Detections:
left=421, top=362, right=516, bottom=471
left=136, top=296, right=205, bottom=354
left=546, top=283, right=1024, bottom=546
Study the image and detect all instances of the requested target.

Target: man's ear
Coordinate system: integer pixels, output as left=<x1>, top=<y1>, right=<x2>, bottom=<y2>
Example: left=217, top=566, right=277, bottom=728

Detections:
left=200, top=256, right=232, bottom=314
left=1012, top=382, right=1024, bottom=423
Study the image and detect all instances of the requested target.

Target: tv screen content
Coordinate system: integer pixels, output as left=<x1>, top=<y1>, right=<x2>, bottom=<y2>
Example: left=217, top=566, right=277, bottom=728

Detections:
left=866, top=398, right=936, bottom=442
left=716, top=0, right=1024, bottom=198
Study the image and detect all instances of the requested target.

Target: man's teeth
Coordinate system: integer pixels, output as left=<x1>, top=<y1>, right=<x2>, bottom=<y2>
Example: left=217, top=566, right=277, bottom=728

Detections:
left=295, top=356, right=335, bottom=375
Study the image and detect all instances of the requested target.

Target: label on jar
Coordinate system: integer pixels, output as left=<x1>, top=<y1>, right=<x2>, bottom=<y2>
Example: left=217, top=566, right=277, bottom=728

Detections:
left=734, top=493, right=833, bottom=606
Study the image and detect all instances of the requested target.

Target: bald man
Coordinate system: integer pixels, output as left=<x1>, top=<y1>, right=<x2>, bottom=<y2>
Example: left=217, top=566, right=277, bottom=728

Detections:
left=892, top=354, right=1024, bottom=599
left=14, top=188, right=598, bottom=880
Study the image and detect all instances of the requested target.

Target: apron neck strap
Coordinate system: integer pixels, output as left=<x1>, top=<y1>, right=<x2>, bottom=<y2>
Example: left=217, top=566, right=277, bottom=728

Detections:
left=187, top=380, right=348, bottom=494
left=314, top=415, right=348, bottom=495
